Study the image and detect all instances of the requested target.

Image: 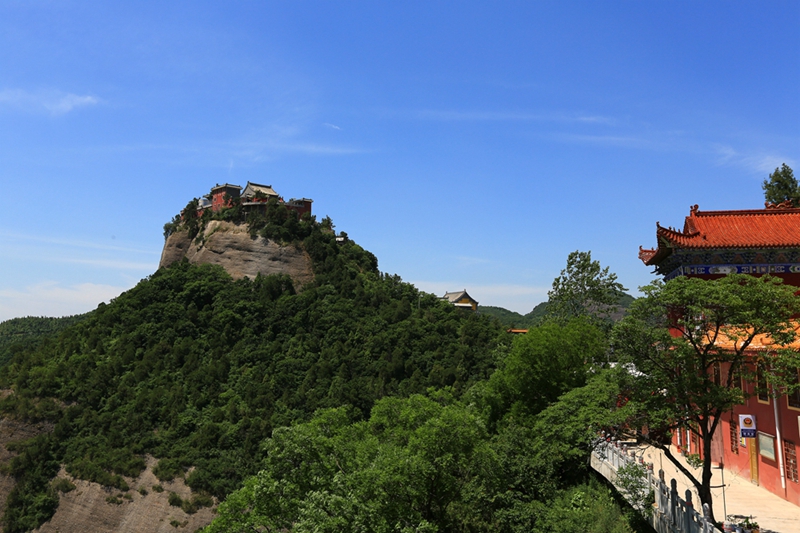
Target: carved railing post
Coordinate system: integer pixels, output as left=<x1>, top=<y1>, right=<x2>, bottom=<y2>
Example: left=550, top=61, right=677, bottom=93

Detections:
left=656, top=469, right=666, bottom=512
left=670, top=478, right=679, bottom=526
left=684, top=489, right=694, bottom=533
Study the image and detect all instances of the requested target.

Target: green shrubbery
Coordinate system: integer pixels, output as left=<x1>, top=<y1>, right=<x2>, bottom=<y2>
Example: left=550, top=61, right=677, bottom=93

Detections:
left=0, top=314, right=89, bottom=369
left=51, top=478, right=76, bottom=493
left=205, top=373, right=639, bottom=533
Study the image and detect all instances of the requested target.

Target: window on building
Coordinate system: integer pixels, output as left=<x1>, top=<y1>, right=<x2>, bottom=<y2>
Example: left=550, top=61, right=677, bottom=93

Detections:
left=784, top=440, right=799, bottom=483
left=788, top=369, right=800, bottom=410
left=713, top=362, right=721, bottom=386
left=759, top=432, right=776, bottom=461
left=757, top=361, right=770, bottom=403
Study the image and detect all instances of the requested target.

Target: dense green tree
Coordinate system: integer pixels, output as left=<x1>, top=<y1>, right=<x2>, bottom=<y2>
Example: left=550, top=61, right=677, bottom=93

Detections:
left=204, top=394, right=492, bottom=533
left=611, top=274, right=800, bottom=524
left=547, top=251, right=626, bottom=326
left=205, top=379, right=639, bottom=533
left=483, top=318, right=606, bottom=427
left=0, top=314, right=88, bottom=368
left=762, top=163, right=799, bottom=207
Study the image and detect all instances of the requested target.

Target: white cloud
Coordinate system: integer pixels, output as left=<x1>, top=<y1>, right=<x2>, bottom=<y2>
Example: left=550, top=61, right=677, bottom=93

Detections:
left=229, top=139, right=364, bottom=159
left=323, top=122, right=342, bottom=130
left=713, top=144, right=796, bottom=175
left=56, top=257, right=157, bottom=270
left=456, top=256, right=491, bottom=266
left=0, top=89, right=99, bottom=115
left=0, top=230, right=159, bottom=255
left=548, top=132, right=655, bottom=149
left=401, top=109, right=615, bottom=124
left=0, top=282, right=129, bottom=322
left=410, top=280, right=548, bottom=315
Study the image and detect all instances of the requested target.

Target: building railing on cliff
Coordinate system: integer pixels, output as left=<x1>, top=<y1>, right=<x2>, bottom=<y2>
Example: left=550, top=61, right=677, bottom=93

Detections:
left=591, top=438, right=723, bottom=533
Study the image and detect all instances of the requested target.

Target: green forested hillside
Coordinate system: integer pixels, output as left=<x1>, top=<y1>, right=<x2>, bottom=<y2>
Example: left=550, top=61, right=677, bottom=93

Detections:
left=478, top=302, right=549, bottom=329
left=479, top=292, right=636, bottom=329
left=0, top=314, right=89, bottom=368
left=0, top=217, right=506, bottom=531
left=0, top=205, right=644, bottom=532
left=204, top=319, right=645, bottom=533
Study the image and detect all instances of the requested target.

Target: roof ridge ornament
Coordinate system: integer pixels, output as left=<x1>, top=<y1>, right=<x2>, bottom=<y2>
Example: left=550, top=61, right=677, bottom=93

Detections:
left=765, top=199, right=794, bottom=210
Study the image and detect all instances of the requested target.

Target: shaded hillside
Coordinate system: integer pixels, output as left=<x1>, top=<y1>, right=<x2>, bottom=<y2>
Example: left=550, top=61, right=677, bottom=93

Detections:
left=479, top=292, right=635, bottom=329
left=0, top=315, right=89, bottom=368
left=0, top=216, right=505, bottom=531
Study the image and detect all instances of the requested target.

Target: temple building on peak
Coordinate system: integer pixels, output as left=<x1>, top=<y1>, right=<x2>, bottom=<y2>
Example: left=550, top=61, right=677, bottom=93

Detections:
left=196, top=181, right=313, bottom=218
left=639, top=203, right=800, bottom=285
left=441, top=290, right=479, bottom=312
left=639, top=201, right=800, bottom=507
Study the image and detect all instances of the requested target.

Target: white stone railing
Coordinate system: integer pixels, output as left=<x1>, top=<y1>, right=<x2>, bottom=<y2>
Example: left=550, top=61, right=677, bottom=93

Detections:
left=591, top=438, right=723, bottom=533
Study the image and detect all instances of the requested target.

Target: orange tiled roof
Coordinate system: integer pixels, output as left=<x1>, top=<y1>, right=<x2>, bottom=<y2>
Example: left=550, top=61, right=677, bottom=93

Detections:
left=706, top=323, right=800, bottom=352
left=642, top=204, right=800, bottom=265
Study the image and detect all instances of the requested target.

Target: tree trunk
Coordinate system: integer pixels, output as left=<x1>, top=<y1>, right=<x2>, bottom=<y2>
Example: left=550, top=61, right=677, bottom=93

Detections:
left=700, top=429, right=716, bottom=525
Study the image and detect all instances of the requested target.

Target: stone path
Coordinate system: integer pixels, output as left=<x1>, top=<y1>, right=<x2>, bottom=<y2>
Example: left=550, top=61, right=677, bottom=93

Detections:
left=633, top=444, right=800, bottom=533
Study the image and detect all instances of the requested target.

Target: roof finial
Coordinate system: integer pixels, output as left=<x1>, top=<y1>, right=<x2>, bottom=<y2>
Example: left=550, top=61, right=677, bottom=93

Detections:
left=690, top=204, right=699, bottom=215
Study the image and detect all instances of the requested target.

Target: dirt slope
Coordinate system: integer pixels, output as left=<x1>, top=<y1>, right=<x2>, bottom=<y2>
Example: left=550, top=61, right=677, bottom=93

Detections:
left=35, top=457, right=216, bottom=533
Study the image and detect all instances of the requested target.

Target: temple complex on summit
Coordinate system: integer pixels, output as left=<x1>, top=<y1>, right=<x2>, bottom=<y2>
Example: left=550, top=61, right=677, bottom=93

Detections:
left=639, top=203, right=800, bottom=284
left=197, top=181, right=313, bottom=218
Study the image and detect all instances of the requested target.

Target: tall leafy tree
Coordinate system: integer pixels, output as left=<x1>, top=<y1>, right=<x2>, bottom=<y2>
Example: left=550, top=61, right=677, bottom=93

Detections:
left=611, top=274, right=800, bottom=524
left=762, top=163, right=799, bottom=207
left=484, top=318, right=606, bottom=426
left=547, top=250, right=626, bottom=325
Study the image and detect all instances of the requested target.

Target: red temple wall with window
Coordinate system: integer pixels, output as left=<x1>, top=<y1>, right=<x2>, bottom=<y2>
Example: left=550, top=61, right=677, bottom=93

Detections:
left=641, top=204, right=800, bottom=506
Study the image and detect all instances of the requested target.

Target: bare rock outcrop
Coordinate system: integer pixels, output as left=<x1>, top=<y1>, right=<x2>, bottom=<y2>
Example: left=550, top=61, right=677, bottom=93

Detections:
left=159, top=220, right=314, bottom=289
left=35, top=457, right=215, bottom=533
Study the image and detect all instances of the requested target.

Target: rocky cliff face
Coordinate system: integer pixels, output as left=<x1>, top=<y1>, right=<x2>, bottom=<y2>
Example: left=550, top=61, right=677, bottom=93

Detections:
left=159, top=221, right=314, bottom=289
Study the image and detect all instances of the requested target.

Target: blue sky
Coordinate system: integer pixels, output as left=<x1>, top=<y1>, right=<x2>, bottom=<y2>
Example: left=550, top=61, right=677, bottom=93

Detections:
left=0, top=1, right=798, bottom=320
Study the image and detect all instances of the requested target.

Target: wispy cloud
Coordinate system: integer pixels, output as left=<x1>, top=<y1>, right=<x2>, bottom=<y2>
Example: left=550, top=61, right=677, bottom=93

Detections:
left=55, top=257, right=156, bottom=270
left=397, top=108, right=616, bottom=125
left=323, top=122, right=342, bottom=130
left=713, top=144, right=796, bottom=175
left=0, top=231, right=159, bottom=255
left=229, top=139, right=365, bottom=159
left=0, top=89, right=99, bottom=115
left=4, top=249, right=156, bottom=272
left=0, top=282, right=128, bottom=322
left=547, top=132, right=655, bottom=149
left=456, top=256, right=491, bottom=266
left=269, top=142, right=363, bottom=155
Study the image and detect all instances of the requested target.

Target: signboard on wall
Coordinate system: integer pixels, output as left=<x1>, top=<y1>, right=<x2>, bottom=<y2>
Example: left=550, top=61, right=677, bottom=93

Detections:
left=739, top=414, right=757, bottom=438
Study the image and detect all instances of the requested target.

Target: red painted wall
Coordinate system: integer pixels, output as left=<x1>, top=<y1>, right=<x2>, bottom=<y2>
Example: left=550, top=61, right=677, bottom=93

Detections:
left=667, top=268, right=800, bottom=506
left=211, top=187, right=240, bottom=212
left=671, top=362, right=800, bottom=505
left=286, top=200, right=312, bottom=217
